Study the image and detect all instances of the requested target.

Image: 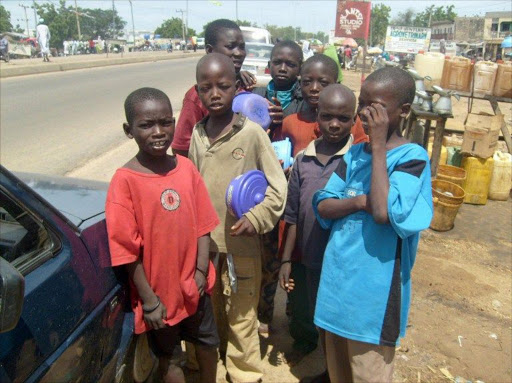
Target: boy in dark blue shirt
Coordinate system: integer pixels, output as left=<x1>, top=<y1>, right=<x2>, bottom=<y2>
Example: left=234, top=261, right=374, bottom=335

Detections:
left=313, top=67, right=433, bottom=382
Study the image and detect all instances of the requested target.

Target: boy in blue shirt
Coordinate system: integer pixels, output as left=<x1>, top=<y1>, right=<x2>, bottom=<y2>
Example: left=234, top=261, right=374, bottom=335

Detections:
left=313, top=67, right=433, bottom=382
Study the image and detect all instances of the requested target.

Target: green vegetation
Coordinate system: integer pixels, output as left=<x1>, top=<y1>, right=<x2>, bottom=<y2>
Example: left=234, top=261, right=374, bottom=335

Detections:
left=154, top=17, right=196, bottom=39
left=0, top=5, right=13, bottom=33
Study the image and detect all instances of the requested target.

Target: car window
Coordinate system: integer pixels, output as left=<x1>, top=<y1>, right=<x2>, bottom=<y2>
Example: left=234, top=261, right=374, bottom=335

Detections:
left=0, top=188, right=54, bottom=272
left=246, top=45, right=272, bottom=60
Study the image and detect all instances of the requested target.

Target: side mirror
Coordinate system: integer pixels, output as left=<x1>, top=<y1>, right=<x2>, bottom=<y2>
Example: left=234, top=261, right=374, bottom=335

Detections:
left=0, top=257, right=25, bottom=333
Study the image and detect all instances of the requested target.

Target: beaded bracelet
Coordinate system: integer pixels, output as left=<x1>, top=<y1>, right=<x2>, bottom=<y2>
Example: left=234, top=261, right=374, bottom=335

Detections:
left=196, top=267, right=208, bottom=279
left=143, top=296, right=160, bottom=314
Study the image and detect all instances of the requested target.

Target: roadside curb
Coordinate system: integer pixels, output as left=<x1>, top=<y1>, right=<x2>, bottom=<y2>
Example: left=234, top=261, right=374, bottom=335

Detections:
left=0, top=52, right=204, bottom=78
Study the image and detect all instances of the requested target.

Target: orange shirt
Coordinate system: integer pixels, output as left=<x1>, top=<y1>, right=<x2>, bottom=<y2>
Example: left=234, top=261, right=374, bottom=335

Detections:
left=274, top=112, right=368, bottom=155
left=106, top=156, right=219, bottom=334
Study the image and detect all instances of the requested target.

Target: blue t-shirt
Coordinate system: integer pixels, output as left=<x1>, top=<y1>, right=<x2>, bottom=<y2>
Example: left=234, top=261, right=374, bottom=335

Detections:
left=312, top=142, right=433, bottom=346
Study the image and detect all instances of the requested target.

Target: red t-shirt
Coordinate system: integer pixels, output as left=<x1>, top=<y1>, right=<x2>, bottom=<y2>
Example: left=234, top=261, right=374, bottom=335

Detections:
left=106, top=156, right=219, bottom=334
left=274, top=112, right=368, bottom=155
left=172, top=86, right=209, bottom=152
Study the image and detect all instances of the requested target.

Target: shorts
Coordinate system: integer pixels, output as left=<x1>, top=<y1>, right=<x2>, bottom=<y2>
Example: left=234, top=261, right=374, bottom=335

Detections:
left=149, top=294, right=219, bottom=357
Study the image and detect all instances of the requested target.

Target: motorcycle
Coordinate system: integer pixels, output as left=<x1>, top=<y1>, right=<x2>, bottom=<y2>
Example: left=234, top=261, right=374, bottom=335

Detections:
left=0, top=47, right=9, bottom=63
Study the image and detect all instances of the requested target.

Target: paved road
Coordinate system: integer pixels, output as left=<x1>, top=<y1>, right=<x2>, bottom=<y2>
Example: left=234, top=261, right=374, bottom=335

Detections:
left=0, top=56, right=201, bottom=175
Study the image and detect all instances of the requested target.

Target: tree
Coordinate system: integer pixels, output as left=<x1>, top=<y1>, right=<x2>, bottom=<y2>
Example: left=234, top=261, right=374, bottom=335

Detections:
left=413, top=5, right=457, bottom=27
left=391, top=8, right=416, bottom=27
left=35, top=1, right=75, bottom=48
left=78, top=8, right=126, bottom=39
left=0, top=4, right=13, bottom=33
left=370, top=4, right=391, bottom=46
left=155, top=17, right=196, bottom=39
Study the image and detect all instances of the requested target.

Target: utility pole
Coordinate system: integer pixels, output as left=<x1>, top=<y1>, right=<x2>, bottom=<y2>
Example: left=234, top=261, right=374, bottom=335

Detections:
left=32, top=1, right=38, bottom=35
left=186, top=0, right=189, bottom=38
left=112, top=0, right=116, bottom=38
left=18, top=4, right=30, bottom=36
left=74, top=0, right=81, bottom=40
left=236, top=0, right=238, bottom=21
left=128, top=0, right=136, bottom=49
left=176, top=9, right=187, bottom=52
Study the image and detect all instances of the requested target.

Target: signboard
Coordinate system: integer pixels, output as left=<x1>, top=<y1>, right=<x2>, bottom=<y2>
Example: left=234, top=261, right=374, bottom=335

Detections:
left=335, top=1, right=371, bottom=39
left=429, top=40, right=457, bottom=56
left=384, top=26, right=431, bottom=54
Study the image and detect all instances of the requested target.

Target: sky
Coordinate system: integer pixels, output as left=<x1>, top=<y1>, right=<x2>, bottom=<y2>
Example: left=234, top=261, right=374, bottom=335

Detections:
left=3, top=0, right=512, bottom=36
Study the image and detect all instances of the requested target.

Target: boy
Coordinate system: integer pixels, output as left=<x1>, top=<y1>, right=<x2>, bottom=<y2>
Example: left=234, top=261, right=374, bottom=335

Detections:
left=253, top=40, right=305, bottom=134
left=189, top=53, right=287, bottom=383
left=271, top=55, right=367, bottom=365
left=279, top=84, right=357, bottom=382
left=106, top=88, right=220, bottom=383
left=172, top=19, right=256, bottom=158
left=313, top=67, right=433, bottom=382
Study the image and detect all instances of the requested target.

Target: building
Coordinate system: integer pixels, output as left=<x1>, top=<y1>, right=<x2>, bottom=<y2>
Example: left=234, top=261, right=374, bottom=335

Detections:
left=431, top=20, right=454, bottom=41
left=484, top=11, right=512, bottom=58
left=454, top=17, right=485, bottom=43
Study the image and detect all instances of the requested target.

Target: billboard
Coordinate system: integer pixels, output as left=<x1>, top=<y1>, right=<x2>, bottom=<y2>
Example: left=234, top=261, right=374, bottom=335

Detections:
left=384, top=26, right=431, bottom=54
left=335, top=1, right=372, bottom=39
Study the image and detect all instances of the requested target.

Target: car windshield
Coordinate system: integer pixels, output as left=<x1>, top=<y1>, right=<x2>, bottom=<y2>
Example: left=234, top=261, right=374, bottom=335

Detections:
left=242, top=30, right=268, bottom=44
left=245, top=44, right=272, bottom=60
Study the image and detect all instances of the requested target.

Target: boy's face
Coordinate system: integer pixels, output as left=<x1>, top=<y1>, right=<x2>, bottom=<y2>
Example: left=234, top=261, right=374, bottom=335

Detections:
left=300, top=62, right=337, bottom=109
left=357, top=81, right=407, bottom=136
left=269, top=46, right=301, bottom=89
left=206, top=28, right=246, bottom=73
left=317, top=95, right=355, bottom=144
left=124, top=99, right=175, bottom=157
left=196, top=62, right=237, bottom=117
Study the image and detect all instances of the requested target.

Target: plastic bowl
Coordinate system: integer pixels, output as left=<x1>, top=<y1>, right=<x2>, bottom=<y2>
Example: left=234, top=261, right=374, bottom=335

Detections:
left=225, top=170, right=268, bottom=219
left=232, top=92, right=271, bottom=129
left=271, top=138, right=294, bottom=169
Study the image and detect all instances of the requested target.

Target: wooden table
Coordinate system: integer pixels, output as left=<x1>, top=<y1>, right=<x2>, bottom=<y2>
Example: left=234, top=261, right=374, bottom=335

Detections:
left=403, top=105, right=452, bottom=177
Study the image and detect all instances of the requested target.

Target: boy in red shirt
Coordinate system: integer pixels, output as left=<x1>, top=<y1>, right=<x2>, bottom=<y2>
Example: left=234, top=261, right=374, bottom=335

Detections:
left=106, top=87, right=220, bottom=383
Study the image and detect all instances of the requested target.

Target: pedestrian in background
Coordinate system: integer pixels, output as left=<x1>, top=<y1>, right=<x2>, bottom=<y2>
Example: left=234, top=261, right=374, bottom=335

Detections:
left=36, top=19, right=51, bottom=62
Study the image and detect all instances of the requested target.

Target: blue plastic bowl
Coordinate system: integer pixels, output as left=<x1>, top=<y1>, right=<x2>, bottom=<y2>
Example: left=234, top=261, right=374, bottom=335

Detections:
left=271, top=138, right=294, bottom=169
left=232, top=92, right=272, bottom=129
left=225, top=170, right=268, bottom=219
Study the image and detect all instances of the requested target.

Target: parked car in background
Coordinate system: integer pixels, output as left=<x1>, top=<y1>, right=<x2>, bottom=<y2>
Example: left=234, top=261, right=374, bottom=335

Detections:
left=241, top=27, right=273, bottom=45
left=0, top=166, right=137, bottom=383
left=196, top=37, right=205, bottom=49
left=242, top=43, right=273, bottom=86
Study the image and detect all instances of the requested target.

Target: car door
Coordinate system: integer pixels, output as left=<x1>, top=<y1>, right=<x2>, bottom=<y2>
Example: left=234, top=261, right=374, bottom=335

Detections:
left=0, top=169, right=129, bottom=383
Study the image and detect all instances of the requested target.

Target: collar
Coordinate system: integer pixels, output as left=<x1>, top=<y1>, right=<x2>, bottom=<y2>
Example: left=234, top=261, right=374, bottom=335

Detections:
left=195, top=113, right=246, bottom=146
left=303, top=135, right=353, bottom=157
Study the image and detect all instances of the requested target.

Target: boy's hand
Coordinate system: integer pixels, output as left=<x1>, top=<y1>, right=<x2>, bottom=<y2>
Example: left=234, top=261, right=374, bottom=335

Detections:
left=143, top=301, right=167, bottom=330
left=239, top=70, right=257, bottom=90
left=363, top=103, right=389, bottom=147
left=230, top=216, right=257, bottom=236
left=194, top=270, right=207, bottom=297
left=279, top=263, right=295, bottom=292
left=356, top=194, right=372, bottom=213
left=268, top=97, right=284, bottom=126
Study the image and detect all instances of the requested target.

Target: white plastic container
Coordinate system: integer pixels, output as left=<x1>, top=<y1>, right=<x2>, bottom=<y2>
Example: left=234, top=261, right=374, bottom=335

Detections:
left=473, top=61, right=498, bottom=97
left=488, top=151, right=512, bottom=201
left=415, top=52, right=445, bottom=90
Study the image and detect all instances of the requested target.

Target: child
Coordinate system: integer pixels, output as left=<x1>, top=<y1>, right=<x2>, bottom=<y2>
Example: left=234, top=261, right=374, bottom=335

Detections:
left=279, top=84, right=357, bottom=382
left=189, top=53, right=287, bottom=383
left=172, top=19, right=256, bottom=158
left=106, top=88, right=220, bottom=383
left=313, top=67, right=433, bottom=382
left=272, top=55, right=367, bottom=366
left=253, top=40, right=305, bottom=134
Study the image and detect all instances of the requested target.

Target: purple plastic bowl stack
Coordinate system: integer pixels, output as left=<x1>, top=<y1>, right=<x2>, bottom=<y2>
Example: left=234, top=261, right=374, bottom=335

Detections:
left=225, top=170, right=268, bottom=219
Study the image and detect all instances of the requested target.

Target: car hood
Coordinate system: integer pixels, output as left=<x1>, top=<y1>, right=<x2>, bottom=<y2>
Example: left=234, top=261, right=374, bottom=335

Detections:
left=15, top=172, right=109, bottom=227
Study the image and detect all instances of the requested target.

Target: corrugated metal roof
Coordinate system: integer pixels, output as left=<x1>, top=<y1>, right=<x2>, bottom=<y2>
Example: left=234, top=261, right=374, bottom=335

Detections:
left=485, top=11, right=512, bottom=18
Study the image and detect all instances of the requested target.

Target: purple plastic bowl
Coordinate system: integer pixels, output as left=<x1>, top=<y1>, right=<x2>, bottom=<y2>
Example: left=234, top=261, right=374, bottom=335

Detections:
left=225, top=170, right=268, bottom=219
left=232, top=92, right=272, bottom=129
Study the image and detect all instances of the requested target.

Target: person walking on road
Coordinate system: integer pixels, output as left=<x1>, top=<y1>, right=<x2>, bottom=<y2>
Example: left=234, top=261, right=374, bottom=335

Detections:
left=36, top=19, right=51, bottom=62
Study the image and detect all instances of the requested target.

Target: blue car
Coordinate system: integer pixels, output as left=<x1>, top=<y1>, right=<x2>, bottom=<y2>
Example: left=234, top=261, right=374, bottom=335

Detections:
left=0, top=165, right=140, bottom=382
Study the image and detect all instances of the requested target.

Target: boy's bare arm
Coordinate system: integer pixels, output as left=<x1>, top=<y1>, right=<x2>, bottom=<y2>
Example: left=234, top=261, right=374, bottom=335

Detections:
left=317, top=195, right=369, bottom=219
left=364, top=103, right=390, bottom=224
left=195, top=234, right=211, bottom=296
left=126, top=260, right=167, bottom=330
left=278, top=223, right=296, bottom=293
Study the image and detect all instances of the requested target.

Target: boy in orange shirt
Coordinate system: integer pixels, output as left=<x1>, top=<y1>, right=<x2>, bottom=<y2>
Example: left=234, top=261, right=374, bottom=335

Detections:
left=106, top=88, right=219, bottom=383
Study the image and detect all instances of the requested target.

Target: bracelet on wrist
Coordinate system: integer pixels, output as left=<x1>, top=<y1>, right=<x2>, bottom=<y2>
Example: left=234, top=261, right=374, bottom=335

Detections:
left=281, top=260, right=292, bottom=265
left=142, top=296, right=160, bottom=314
left=196, top=267, right=208, bottom=279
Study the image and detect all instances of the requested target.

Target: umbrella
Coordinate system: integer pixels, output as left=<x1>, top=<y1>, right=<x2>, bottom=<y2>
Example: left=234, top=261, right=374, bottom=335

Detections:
left=367, top=46, right=383, bottom=55
left=340, top=37, right=358, bottom=48
left=501, top=35, right=512, bottom=48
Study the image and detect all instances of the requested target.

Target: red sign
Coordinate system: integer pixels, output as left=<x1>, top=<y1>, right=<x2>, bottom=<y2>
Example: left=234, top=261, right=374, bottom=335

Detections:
left=335, top=1, right=372, bottom=39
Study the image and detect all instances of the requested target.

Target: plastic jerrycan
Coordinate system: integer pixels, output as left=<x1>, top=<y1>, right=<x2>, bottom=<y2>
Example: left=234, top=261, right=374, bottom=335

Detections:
left=446, top=56, right=472, bottom=92
left=493, top=62, right=512, bottom=98
left=428, top=142, right=447, bottom=165
left=488, top=151, right=512, bottom=201
left=415, top=52, right=445, bottom=90
left=473, top=61, right=498, bottom=97
left=461, top=156, right=494, bottom=204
